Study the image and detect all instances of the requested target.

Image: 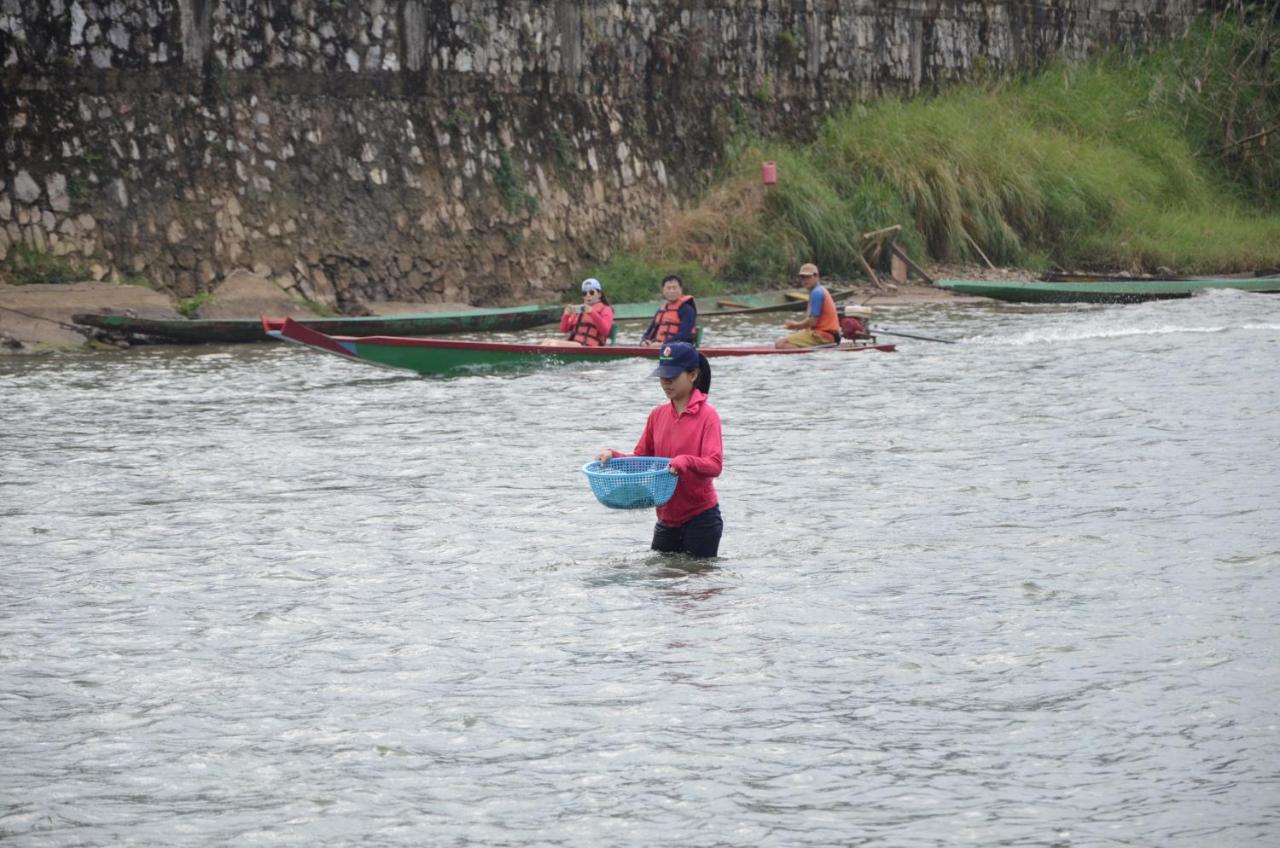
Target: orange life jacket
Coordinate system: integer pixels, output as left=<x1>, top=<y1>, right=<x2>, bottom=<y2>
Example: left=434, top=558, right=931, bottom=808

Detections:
left=812, top=286, right=841, bottom=340
left=651, top=295, right=696, bottom=344
left=568, top=304, right=608, bottom=346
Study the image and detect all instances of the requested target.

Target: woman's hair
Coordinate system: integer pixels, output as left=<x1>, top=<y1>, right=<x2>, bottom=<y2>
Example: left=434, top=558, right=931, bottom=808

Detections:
left=661, top=273, right=684, bottom=291
left=691, top=353, right=711, bottom=395
left=597, top=291, right=611, bottom=306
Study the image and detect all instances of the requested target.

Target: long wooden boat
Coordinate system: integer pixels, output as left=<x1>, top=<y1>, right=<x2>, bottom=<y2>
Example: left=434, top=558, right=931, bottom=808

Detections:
left=264, top=317, right=895, bottom=377
left=72, top=304, right=562, bottom=343
left=934, top=277, right=1280, bottom=304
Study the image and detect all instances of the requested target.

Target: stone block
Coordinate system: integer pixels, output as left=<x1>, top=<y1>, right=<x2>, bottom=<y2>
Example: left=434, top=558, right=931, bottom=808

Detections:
left=13, top=171, right=40, bottom=204
left=46, top=174, right=70, bottom=212
left=198, top=259, right=217, bottom=284
left=166, top=219, right=185, bottom=243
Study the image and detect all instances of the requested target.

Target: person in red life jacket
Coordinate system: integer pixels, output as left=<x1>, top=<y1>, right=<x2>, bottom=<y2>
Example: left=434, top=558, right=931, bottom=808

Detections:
left=595, top=341, right=723, bottom=558
left=640, top=274, right=698, bottom=347
left=545, top=278, right=614, bottom=347
left=776, top=262, right=842, bottom=348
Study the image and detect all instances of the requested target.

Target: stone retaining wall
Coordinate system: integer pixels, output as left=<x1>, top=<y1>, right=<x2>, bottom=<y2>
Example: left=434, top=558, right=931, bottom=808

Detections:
left=1, top=1, right=1202, bottom=308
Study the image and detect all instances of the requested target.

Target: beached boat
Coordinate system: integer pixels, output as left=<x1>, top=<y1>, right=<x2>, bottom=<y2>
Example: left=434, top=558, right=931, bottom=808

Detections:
left=71, top=304, right=562, bottom=344
left=934, top=277, right=1280, bottom=304
left=264, top=317, right=895, bottom=377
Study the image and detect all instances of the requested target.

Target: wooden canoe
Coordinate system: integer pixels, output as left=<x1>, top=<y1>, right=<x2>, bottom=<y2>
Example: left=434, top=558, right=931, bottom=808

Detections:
left=934, top=277, right=1280, bottom=303
left=263, top=317, right=895, bottom=378
left=72, top=304, right=563, bottom=343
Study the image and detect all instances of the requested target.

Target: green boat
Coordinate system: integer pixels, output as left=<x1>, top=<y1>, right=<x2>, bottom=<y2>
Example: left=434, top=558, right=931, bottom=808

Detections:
left=934, top=277, right=1280, bottom=303
left=264, top=317, right=895, bottom=378
left=71, top=304, right=562, bottom=344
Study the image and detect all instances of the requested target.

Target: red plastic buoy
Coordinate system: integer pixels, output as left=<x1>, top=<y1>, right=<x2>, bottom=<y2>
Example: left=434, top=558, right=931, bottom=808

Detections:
left=762, top=161, right=777, bottom=186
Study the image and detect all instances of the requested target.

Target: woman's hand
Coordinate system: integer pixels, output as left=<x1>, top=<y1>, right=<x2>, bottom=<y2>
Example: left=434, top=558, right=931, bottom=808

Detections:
left=563, top=305, right=575, bottom=316
left=595, top=449, right=615, bottom=465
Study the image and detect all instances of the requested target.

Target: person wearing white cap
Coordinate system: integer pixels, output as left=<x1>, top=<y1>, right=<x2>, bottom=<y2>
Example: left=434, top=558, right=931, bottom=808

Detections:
left=545, top=278, right=614, bottom=347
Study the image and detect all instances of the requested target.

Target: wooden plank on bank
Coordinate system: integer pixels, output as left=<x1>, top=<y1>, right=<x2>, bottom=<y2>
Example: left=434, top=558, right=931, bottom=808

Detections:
left=891, top=243, right=935, bottom=284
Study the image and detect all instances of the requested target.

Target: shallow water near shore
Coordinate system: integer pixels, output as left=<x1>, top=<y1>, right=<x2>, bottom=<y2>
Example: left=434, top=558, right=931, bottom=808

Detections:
left=2, top=290, right=1278, bottom=846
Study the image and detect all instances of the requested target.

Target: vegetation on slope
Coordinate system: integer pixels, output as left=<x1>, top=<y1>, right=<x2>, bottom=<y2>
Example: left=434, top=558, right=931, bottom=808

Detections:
left=585, top=5, right=1280, bottom=299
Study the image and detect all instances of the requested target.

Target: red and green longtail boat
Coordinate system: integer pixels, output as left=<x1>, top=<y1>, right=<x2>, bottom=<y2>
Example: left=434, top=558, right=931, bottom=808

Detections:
left=263, top=317, right=895, bottom=378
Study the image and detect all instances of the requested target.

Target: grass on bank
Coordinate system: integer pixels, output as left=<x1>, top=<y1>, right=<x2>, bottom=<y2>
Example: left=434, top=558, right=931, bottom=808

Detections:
left=2, top=244, right=86, bottom=285
left=582, top=12, right=1280, bottom=295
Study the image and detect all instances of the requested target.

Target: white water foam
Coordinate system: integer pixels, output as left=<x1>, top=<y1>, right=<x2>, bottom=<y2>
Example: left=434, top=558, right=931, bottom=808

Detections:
left=964, top=288, right=1280, bottom=346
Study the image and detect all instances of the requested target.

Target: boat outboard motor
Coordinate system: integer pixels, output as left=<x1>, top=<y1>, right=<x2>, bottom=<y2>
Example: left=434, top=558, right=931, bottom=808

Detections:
left=839, top=305, right=874, bottom=343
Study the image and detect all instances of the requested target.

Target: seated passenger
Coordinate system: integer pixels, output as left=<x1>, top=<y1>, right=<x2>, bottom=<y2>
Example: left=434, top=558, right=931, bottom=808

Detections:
left=545, top=278, right=614, bottom=347
left=640, top=274, right=698, bottom=347
left=776, top=263, right=841, bottom=348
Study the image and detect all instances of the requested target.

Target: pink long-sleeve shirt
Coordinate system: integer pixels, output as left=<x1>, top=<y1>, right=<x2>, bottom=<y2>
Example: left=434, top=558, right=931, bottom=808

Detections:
left=619, top=389, right=722, bottom=527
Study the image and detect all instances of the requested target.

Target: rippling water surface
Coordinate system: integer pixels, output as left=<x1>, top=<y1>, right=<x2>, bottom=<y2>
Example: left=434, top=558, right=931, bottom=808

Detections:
left=2, top=291, right=1278, bottom=846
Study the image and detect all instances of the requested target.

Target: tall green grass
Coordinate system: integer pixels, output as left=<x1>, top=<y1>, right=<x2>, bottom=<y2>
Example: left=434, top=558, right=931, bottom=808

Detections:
left=584, top=13, right=1280, bottom=291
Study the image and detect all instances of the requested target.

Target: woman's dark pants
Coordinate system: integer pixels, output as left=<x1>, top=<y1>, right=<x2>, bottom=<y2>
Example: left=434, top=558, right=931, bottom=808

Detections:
left=651, top=504, right=723, bottom=558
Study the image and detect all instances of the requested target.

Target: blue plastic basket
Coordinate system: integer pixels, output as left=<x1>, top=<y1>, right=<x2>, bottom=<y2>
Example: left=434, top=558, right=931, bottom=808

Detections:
left=582, top=456, right=677, bottom=510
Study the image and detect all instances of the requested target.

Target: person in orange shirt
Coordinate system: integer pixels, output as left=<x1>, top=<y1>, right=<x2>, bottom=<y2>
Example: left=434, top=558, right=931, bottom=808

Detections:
left=776, top=263, right=841, bottom=348
left=545, top=278, right=614, bottom=347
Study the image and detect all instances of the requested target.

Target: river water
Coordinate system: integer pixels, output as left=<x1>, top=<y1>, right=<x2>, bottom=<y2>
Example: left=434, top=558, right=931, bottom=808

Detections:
left=2, top=290, right=1277, bottom=846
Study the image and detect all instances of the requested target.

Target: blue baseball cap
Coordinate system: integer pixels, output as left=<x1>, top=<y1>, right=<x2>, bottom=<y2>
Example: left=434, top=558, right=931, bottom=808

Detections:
left=650, top=341, right=699, bottom=378
left=581, top=278, right=602, bottom=292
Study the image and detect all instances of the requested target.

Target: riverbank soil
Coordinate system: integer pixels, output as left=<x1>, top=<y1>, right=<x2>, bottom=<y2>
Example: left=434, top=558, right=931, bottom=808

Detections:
left=0, top=282, right=179, bottom=352
left=0, top=271, right=311, bottom=353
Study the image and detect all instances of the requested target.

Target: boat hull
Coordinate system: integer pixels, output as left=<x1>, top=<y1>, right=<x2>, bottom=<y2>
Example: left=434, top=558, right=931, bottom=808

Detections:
left=72, top=304, right=562, bottom=343
left=265, top=317, right=895, bottom=377
left=935, top=277, right=1280, bottom=303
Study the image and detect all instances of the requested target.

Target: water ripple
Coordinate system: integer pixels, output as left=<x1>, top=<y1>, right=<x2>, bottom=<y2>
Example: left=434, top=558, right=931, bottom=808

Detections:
left=1, top=293, right=1278, bottom=845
